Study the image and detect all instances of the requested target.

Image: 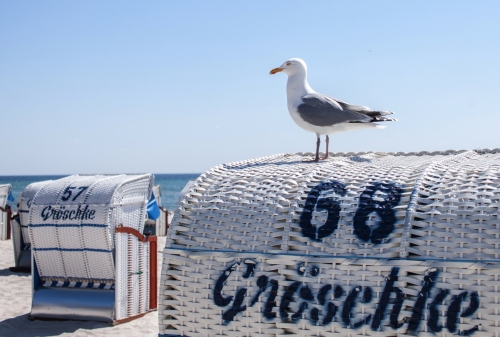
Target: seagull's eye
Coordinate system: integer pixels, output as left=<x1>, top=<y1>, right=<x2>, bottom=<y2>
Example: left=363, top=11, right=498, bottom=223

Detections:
left=286, top=62, right=291, bottom=66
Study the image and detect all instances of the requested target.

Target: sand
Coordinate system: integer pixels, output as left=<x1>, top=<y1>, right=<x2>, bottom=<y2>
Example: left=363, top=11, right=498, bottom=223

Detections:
left=0, top=237, right=166, bottom=337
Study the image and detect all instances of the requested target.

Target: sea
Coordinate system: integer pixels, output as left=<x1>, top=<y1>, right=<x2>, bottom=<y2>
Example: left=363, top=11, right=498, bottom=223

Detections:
left=0, top=174, right=200, bottom=212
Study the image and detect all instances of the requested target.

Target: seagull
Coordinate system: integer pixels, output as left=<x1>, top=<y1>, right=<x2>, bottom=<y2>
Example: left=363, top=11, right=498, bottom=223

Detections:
left=270, top=58, right=396, bottom=162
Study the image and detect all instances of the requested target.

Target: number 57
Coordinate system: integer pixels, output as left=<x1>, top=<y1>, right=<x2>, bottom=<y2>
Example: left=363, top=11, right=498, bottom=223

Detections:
left=61, top=186, right=88, bottom=202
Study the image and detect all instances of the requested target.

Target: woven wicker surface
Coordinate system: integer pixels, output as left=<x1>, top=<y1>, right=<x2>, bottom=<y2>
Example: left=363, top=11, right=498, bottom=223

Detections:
left=19, top=180, right=53, bottom=245
left=115, top=233, right=150, bottom=320
left=160, top=149, right=500, bottom=336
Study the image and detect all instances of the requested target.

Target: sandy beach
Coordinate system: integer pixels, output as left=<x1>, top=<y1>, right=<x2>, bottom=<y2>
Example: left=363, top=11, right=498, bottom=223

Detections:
left=0, top=237, right=166, bottom=337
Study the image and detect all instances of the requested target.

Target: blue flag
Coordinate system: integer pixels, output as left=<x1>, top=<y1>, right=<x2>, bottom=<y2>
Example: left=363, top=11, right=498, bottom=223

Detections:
left=7, top=191, right=15, bottom=202
left=147, top=193, right=160, bottom=221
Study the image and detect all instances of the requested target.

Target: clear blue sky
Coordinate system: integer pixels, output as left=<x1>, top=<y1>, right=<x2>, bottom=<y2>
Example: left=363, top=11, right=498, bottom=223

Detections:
left=1, top=1, right=499, bottom=175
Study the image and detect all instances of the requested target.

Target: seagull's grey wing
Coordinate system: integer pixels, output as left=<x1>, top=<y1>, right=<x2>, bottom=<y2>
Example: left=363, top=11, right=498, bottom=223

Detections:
left=297, top=93, right=371, bottom=127
left=333, top=98, right=394, bottom=118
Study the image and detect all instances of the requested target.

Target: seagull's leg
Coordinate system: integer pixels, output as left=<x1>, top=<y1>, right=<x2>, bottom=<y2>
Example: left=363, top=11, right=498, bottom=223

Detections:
left=315, top=136, right=320, bottom=161
left=321, top=135, right=329, bottom=160
left=301, top=136, right=321, bottom=162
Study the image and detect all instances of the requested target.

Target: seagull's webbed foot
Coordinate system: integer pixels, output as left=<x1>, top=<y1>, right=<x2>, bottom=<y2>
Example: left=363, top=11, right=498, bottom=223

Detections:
left=302, top=157, right=319, bottom=163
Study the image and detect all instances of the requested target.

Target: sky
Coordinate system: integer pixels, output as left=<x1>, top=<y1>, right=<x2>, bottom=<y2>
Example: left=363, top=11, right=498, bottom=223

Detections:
left=1, top=1, right=500, bottom=175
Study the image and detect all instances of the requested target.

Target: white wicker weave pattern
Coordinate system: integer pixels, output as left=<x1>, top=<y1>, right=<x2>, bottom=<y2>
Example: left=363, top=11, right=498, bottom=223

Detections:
left=166, top=151, right=481, bottom=257
left=115, top=233, right=151, bottom=320
left=406, top=151, right=500, bottom=261
left=19, top=180, right=53, bottom=245
left=161, top=252, right=489, bottom=337
left=115, top=231, right=128, bottom=319
left=159, top=150, right=500, bottom=337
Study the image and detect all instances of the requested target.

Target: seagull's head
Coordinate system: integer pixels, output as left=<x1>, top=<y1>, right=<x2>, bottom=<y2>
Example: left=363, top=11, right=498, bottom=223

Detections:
left=270, top=58, right=307, bottom=76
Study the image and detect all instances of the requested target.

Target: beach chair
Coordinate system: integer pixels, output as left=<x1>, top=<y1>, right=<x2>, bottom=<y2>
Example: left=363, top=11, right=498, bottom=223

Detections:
left=159, top=149, right=500, bottom=337
left=28, top=174, right=157, bottom=323
left=0, top=184, right=12, bottom=240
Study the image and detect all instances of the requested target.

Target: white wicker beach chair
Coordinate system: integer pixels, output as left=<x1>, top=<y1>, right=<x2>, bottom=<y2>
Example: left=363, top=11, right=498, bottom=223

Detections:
left=159, top=149, right=500, bottom=337
left=0, top=184, right=11, bottom=241
left=28, top=174, right=157, bottom=323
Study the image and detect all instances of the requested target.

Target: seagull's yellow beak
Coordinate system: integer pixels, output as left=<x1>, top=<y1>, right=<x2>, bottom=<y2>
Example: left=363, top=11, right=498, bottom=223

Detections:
left=269, top=67, right=283, bottom=75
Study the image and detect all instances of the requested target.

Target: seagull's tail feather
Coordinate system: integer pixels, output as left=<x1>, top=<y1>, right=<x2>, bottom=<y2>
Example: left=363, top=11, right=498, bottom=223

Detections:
left=333, top=99, right=395, bottom=117
left=349, top=115, right=397, bottom=124
left=363, top=110, right=394, bottom=117
left=371, top=116, right=397, bottom=122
